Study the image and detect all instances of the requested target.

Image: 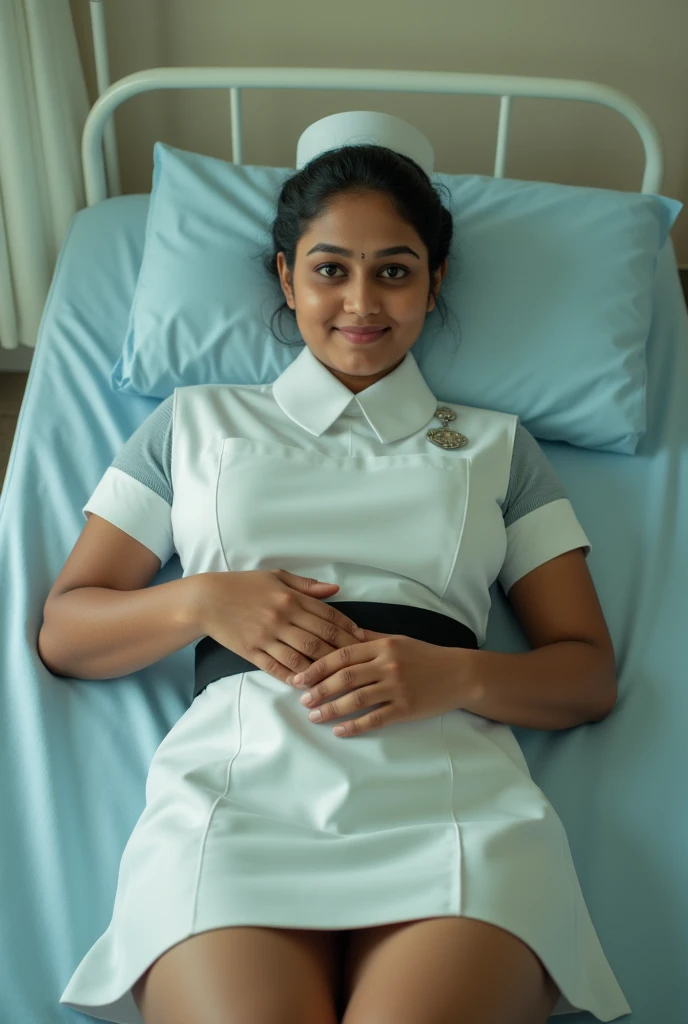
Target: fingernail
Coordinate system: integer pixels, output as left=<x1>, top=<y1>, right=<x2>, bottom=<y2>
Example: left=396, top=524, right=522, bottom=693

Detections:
left=354, top=627, right=366, bottom=639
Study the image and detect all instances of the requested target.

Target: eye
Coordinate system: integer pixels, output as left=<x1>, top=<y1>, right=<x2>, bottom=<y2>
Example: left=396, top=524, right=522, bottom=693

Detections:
left=380, top=265, right=410, bottom=280
left=316, top=264, right=344, bottom=279
left=315, top=263, right=410, bottom=280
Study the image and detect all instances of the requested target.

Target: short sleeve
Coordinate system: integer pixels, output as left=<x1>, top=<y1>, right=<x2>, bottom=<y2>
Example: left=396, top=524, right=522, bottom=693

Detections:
left=498, top=423, right=592, bottom=595
left=82, top=395, right=175, bottom=567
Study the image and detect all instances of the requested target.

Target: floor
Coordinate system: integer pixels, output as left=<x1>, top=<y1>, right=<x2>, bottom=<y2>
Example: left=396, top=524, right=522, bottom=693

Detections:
left=2, top=271, right=688, bottom=493
left=0, top=372, right=27, bottom=493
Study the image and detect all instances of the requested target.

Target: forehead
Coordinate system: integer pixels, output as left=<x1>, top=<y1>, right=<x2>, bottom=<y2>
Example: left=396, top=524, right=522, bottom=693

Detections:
left=298, top=192, right=422, bottom=249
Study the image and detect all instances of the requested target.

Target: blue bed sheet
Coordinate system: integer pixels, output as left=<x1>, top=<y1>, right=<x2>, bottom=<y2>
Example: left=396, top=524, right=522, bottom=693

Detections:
left=1, top=193, right=687, bottom=1023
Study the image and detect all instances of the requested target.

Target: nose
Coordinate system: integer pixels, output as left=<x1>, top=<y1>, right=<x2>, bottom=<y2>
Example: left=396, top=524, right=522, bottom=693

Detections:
left=342, top=273, right=382, bottom=317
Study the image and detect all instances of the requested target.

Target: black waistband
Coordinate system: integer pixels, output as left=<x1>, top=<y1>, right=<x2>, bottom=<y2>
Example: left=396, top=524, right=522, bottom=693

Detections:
left=193, top=601, right=478, bottom=701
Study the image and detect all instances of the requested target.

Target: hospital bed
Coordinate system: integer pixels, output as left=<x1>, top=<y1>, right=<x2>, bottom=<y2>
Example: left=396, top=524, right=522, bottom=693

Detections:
left=0, top=56, right=687, bottom=1024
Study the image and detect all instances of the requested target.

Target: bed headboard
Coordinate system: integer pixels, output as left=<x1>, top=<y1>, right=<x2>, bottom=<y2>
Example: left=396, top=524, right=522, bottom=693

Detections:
left=83, top=11, right=664, bottom=206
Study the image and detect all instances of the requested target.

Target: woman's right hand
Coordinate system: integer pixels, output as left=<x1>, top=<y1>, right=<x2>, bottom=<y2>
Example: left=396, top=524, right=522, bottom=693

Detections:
left=191, top=569, right=366, bottom=687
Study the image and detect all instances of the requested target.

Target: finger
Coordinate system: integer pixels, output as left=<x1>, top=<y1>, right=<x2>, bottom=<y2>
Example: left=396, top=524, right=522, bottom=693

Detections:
left=291, top=640, right=364, bottom=689
left=308, top=603, right=366, bottom=643
left=360, top=628, right=395, bottom=641
left=282, top=628, right=337, bottom=680
left=261, top=640, right=321, bottom=685
left=283, top=619, right=360, bottom=675
left=301, top=662, right=380, bottom=712
left=328, top=702, right=392, bottom=737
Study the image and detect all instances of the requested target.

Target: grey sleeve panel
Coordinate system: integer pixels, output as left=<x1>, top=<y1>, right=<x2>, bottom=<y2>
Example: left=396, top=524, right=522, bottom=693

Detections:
left=502, top=423, right=568, bottom=528
left=111, top=395, right=174, bottom=507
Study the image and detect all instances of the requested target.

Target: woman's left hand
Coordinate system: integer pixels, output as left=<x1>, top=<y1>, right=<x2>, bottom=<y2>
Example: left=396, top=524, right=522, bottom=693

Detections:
left=288, top=628, right=467, bottom=737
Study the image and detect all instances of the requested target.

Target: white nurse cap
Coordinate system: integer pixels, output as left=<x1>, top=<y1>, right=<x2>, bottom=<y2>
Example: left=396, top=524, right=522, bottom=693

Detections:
left=296, top=110, right=435, bottom=177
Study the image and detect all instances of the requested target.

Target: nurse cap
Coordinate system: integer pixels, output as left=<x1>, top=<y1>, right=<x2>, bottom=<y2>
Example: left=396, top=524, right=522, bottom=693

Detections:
left=296, top=110, right=435, bottom=177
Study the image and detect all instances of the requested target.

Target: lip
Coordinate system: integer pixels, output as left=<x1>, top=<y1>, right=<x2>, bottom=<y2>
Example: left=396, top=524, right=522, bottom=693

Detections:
left=336, top=328, right=389, bottom=344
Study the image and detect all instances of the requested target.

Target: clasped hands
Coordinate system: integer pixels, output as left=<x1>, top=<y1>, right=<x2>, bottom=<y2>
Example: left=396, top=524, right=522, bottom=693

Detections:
left=287, top=628, right=467, bottom=738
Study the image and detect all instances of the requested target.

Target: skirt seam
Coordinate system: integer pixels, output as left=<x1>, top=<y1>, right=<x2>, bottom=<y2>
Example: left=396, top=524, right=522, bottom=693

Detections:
left=189, top=672, right=246, bottom=933
left=440, top=712, right=463, bottom=915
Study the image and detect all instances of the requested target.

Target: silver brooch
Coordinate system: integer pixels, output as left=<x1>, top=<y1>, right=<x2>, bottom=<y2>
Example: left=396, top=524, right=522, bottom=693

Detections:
left=427, top=406, right=468, bottom=449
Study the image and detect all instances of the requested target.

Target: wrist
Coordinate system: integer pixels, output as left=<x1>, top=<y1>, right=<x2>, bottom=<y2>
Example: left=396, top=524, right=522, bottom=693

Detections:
left=444, top=645, right=482, bottom=713
left=177, top=574, right=212, bottom=635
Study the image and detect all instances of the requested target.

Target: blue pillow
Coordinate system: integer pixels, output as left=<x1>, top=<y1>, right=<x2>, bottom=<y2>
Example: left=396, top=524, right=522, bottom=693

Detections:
left=112, top=142, right=682, bottom=454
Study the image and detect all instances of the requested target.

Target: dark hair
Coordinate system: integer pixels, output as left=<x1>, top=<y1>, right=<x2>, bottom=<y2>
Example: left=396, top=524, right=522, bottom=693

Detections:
left=256, top=143, right=461, bottom=349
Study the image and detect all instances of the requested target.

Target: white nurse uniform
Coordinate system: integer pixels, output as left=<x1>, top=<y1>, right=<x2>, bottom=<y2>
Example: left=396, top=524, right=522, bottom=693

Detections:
left=60, top=343, right=632, bottom=1022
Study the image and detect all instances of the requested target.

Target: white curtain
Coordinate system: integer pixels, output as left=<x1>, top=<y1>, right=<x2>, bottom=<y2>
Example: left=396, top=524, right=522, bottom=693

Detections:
left=0, top=0, right=89, bottom=350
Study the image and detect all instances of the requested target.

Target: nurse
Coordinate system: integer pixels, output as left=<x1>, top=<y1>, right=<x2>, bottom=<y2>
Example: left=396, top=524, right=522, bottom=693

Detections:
left=53, top=111, right=631, bottom=1024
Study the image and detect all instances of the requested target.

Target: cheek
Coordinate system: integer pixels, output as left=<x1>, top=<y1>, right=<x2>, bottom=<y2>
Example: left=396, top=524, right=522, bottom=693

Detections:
left=297, top=283, right=332, bottom=312
left=395, top=288, right=429, bottom=322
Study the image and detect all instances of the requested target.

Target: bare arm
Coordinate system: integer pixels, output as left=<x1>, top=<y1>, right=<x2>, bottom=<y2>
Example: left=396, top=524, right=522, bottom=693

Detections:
left=37, top=512, right=205, bottom=680
left=456, top=639, right=615, bottom=731
left=38, top=514, right=364, bottom=684
left=456, top=549, right=617, bottom=730
left=38, top=576, right=204, bottom=680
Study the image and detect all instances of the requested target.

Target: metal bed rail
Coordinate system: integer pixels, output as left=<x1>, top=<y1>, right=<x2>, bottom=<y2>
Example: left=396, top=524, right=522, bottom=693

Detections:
left=83, top=32, right=664, bottom=206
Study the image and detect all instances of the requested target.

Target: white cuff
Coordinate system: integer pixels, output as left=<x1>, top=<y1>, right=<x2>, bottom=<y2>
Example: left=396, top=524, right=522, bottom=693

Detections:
left=499, top=498, right=592, bottom=595
left=82, top=466, right=174, bottom=567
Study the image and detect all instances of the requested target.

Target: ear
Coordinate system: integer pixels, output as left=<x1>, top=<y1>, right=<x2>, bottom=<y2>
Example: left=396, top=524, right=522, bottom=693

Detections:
left=276, top=252, right=295, bottom=309
left=427, top=257, right=448, bottom=313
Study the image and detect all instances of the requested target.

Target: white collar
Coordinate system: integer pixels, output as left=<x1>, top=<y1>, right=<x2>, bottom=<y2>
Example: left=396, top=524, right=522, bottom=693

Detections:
left=272, top=344, right=438, bottom=444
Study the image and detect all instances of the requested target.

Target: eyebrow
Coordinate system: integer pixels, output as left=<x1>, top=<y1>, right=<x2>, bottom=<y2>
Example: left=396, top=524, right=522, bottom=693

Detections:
left=305, top=243, right=420, bottom=260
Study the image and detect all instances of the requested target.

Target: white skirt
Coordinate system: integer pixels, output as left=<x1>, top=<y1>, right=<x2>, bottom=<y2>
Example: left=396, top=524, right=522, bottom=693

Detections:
left=60, top=668, right=632, bottom=1023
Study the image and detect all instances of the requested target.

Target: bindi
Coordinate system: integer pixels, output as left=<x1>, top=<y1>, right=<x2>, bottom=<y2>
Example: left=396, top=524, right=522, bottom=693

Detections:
left=361, top=253, right=365, bottom=259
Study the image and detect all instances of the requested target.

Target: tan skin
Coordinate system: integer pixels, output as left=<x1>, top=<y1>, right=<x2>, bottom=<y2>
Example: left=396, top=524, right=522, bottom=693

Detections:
left=133, top=189, right=579, bottom=1022
left=276, top=190, right=448, bottom=393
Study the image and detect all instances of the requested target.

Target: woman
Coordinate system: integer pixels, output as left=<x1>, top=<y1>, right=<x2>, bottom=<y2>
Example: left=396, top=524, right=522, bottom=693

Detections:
left=52, top=111, right=631, bottom=1023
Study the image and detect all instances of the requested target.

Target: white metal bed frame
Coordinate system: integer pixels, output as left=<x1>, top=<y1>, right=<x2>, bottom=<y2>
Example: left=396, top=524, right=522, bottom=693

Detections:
left=85, top=1, right=664, bottom=207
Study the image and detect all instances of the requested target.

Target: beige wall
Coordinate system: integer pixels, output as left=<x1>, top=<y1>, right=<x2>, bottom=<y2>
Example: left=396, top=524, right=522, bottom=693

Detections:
left=72, top=0, right=687, bottom=265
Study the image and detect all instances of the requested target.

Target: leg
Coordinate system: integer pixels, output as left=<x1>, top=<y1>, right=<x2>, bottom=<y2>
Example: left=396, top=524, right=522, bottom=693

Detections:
left=132, top=925, right=346, bottom=1024
left=341, top=916, right=561, bottom=1024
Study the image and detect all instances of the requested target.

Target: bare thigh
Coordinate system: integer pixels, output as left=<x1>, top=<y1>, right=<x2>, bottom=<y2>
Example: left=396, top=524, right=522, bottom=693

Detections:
left=132, top=925, right=347, bottom=1024
left=341, top=916, right=561, bottom=1024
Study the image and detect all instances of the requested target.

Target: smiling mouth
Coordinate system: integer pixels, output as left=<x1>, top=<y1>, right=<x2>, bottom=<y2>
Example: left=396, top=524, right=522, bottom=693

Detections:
left=335, top=328, right=390, bottom=344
